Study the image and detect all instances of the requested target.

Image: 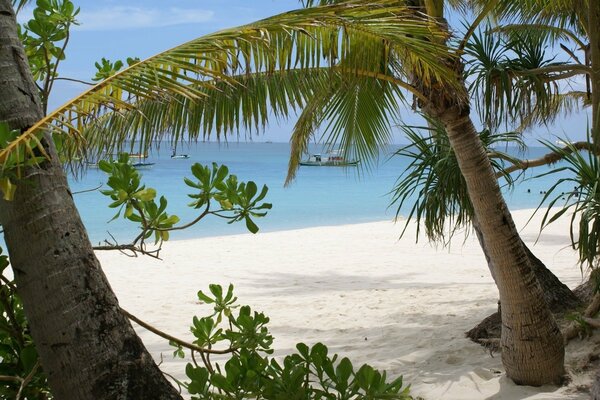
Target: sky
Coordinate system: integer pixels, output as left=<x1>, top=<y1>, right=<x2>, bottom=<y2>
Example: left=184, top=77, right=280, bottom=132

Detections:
left=17, top=0, right=591, bottom=144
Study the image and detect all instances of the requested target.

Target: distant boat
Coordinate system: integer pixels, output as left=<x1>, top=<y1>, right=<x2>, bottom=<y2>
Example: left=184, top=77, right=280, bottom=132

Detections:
left=132, top=162, right=155, bottom=169
left=128, top=152, right=148, bottom=159
left=299, top=151, right=359, bottom=167
left=171, top=148, right=190, bottom=159
left=555, top=139, right=574, bottom=146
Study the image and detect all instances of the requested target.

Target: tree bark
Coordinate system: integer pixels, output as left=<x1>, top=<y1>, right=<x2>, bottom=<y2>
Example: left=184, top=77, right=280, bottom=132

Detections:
left=474, top=218, right=580, bottom=310
left=588, top=0, right=600, bottom=145
left=410, top=1, right=565, bottom=385
left=466, top=235, right=581, bottom=343
left=426, top=101, right=565, bottom=385
left=0, top=2, right=182, bottom=398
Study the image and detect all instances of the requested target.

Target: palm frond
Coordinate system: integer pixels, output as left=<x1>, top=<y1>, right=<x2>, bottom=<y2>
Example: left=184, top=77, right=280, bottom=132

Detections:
left=465, top=28, right=580, bottom=130
left=481, top=0, right=587, bottom=36
left=390, top=116, right=523, bottom=243
left=5, top=0, right=457, bottom=167
left=11, top=0, right=31, bottom=13
left=536, top=138, right=600, bottom=268
left=286, top=70, right=405, bottom=184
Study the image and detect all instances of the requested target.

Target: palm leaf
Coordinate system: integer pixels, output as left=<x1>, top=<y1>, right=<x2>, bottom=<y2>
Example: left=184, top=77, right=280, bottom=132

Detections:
left=535, top=137, right=600, bottom=268
left=465, top=28, right=582, bottom=130
left=390, top=116, right=523, bottom=243
left=4, top=0, right=457, bottom=167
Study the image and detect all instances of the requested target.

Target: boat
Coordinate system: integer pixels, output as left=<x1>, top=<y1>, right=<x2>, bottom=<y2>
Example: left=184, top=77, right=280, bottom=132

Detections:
left=129, top=152, right=148, bottom=159
left=299, top=151, right=360, bottom=167
left=170, top=148, right=190, bottom=159
left=555, top=139, right=574, bottom=147
left=132, top=161, right=155, bottom=169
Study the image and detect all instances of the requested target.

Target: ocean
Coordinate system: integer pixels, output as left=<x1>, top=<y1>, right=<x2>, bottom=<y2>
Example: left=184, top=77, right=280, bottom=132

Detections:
left=68, top=142, right=576, bottom=244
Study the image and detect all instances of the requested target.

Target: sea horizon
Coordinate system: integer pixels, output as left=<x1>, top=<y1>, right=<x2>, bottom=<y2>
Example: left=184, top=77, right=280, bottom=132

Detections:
left=69, top=141, right=575, bottom=245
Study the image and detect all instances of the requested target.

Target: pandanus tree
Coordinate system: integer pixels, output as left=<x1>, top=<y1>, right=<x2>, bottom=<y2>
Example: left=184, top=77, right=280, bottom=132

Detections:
left=0, top=0, right=570, bottom=396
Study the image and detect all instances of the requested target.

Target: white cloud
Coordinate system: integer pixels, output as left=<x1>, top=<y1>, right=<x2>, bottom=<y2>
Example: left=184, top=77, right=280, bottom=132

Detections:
left=74, top=6, right=214, bottom=31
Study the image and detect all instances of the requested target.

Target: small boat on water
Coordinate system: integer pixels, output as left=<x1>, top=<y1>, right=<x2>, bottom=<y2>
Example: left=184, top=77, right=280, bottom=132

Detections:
left=128, top=152, right=148, bottom=159
left=132, top=161, right=155, bottom=169
left=555, top=139, right=574, bottom=147
left=171, top=148, right=190, bottom=159
left=299, top=151, right=359, bottom=167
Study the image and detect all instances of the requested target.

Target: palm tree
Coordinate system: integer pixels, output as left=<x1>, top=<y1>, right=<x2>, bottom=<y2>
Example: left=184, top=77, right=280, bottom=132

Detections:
left=0, top=0, right=568, bottom=392
left=0, top=0, right=469, bottom=396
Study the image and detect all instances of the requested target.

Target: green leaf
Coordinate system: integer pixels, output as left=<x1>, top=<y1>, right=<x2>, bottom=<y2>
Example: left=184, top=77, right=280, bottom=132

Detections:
left=197, top=290, right=214, bottom=304
left=245, top=216, right=259, bottom=234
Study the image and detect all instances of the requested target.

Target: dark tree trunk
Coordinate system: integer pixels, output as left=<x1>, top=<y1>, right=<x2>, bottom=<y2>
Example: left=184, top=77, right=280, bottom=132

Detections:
left=0, top=2, right=182, bottom=398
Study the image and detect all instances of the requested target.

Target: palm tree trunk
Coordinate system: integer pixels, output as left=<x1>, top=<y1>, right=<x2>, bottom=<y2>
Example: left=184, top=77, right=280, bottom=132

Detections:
left=589, top=0, right=600, bottom=145
left=0, top=2, right=182, bottom=398
left=473, top=219, right=580, bottom=311
left=410, top=0, right=565, bottom=385
left=425, top=102, right=565, bottom=385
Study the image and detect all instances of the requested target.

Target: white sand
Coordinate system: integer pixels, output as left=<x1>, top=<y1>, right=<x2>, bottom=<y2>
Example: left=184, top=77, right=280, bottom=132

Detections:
left=98, top=209, right=598, bottom=399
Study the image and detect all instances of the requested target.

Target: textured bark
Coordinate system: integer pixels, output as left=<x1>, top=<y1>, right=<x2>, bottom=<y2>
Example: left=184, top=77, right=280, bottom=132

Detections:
left=407, top=2, right=565, bottom=385
left=472, top=218, right=578, bottom=312
left=427, top=104, right=565, bottom=385
left=466, top=244, right=582, bottom=344
left=466, top=247, right=581, bottom=344
left=0, top=2, right=182, bottom=398
left=589, top=0, right=600, bottom=145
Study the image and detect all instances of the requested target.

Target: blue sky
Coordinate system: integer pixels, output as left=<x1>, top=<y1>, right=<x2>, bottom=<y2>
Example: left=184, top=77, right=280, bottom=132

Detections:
left=18, top=1, right=590, bottom=144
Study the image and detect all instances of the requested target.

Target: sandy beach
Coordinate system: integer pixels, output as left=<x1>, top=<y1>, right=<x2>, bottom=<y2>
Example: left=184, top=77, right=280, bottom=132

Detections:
left=97, top=208, right=597, bottom=399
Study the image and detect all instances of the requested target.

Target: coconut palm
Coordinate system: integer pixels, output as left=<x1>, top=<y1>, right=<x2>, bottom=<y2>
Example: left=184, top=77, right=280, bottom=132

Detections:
left=0, top=1, right=465, bottom=397
left=0, top=0, right=567, bottom=393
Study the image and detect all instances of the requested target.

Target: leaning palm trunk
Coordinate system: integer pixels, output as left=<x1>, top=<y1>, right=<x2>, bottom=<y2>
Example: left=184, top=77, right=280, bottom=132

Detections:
left=406, top=0, right=566, bottom=384
left=0, top=2, right=182, bottom=398
left=423, top=99, right=564, bottom=384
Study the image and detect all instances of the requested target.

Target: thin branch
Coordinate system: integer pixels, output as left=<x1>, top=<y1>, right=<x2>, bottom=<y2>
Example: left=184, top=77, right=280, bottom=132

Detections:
left=156, top=203, right=210, bottom=232
left=53, top=77, right=95, bottom=86
left=72, top=183, right=102, bottom=195
left=16, top=360, right=40, bottom=400
left=121, top=308, right=236, bottom=355
left=0, top=375, right=22, bottom=383
left=514, top=64, right=591, bottom=78
left=494, top=141, right=598, bottom=177
left=47, top=26, right=71, bottom=98
left=0, top=273, right=17, bottom=292
left=560, top=43, right=582, bottom=65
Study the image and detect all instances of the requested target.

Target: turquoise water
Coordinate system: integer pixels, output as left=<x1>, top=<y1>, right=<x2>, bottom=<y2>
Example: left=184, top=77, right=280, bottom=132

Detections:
left=68, top=142, right=575, bottom=244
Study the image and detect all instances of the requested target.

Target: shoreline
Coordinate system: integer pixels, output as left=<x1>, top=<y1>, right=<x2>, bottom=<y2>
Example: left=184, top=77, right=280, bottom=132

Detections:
left=97, top=208, right=594, bottom=399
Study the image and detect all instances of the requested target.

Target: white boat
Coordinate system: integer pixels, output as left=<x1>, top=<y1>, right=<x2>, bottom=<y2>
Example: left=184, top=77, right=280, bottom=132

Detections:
left=555, top=139, right=574, bottom=146
left=171, top=148, right=190, bottom=159
left=299, top=151, right=359, bottom=167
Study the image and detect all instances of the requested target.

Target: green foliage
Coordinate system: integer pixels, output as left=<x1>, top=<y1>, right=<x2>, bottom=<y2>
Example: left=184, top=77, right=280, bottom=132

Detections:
left=0, top=248, right=51, bottom=399
left=185, top=163, right=272, bottom=234
left=174, top=284, right=414, bottom=400
left=99, top=153, right=179, bottom=244
left=391, top=117, right=522, bottom=243
left=0, top=122, right=46, bottom=201
left=92, top=57, right=140, bottom=82
left=98, top=156, right=271, bottom=249
left=465, top=27, right=568, bottom=131
left=18, top=0, right=79, bottom=109
left=537, top=140, right=600, bottom=268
